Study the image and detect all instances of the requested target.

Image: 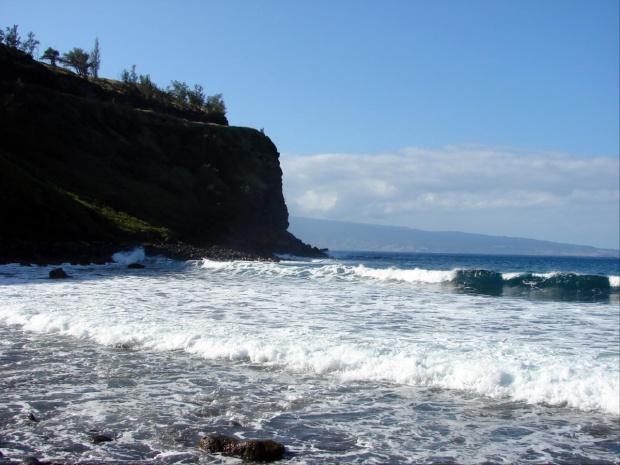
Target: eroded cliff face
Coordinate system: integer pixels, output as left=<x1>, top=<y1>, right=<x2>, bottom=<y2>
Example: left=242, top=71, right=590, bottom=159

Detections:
left=0, top=44, right=322, bottom=261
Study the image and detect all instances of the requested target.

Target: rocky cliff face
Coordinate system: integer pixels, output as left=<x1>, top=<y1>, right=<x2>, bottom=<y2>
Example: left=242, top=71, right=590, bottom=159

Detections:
left=0, top=44, right=322, bottom=263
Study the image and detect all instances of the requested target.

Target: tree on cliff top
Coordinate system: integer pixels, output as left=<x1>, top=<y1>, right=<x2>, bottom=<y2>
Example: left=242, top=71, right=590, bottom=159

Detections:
left=60, top=47, right=90, bottom=77
left=90, top=38, right=101, bottom=78
left=0, top=25, right=39, bottom=57
left=1, top=25, right=20, bottom=48
left=169, top=80, right=190, bottom=104
left=205, top=93, right=226, bottom=116
left=188, top=84, right=206, bottom=106
left=41, top=47, right=60, bottom=66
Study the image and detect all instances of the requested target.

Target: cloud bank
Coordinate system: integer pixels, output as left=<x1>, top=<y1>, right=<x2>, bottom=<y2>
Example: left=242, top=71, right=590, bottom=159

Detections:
left=281, top=145, right=620, bottom=249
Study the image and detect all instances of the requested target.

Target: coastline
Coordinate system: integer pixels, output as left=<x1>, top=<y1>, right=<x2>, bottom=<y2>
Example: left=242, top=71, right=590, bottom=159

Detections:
left=0, top=252, right=618, bottom=464
left=0, top=239, right=281, bottom=267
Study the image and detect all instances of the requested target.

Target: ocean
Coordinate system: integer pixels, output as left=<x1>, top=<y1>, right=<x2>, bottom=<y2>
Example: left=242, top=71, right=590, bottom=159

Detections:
left=0, top=249, right=618, bottom=464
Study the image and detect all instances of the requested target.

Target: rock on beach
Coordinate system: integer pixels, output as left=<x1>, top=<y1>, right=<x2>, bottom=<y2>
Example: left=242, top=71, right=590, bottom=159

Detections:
left=198, top=434, right=285, bottom=462
left=48, top=268, right=70, bottom=279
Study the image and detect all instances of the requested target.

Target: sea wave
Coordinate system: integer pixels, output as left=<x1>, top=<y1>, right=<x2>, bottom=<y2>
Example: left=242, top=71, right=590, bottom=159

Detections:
left=200, top=259, right=618, bottom=296
left=1, top=257, right=618, bottom=415
left=1, top=302, right=618, bottom=415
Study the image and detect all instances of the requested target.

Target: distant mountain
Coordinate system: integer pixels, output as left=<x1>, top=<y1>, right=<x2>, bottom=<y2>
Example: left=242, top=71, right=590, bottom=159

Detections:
left=288, top=217, right=620, bottom=258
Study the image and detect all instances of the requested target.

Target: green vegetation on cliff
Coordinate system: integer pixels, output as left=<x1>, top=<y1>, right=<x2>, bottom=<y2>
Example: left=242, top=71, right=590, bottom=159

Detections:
left=0, top=44, right=321, bottom=262
left=1, top=24, right=228, bottom=124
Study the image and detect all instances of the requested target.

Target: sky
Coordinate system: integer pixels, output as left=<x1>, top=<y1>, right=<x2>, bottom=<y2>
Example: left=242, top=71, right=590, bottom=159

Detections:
left=2, top=0, right=619, bottom=249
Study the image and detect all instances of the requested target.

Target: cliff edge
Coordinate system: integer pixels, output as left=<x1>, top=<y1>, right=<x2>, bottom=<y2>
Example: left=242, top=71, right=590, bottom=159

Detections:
left=0, top=44, right=324, bottom=263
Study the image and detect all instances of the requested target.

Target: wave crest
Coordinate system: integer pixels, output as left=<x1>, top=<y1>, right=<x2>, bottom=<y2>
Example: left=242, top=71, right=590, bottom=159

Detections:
left=199, top=259, right=617, bottom=297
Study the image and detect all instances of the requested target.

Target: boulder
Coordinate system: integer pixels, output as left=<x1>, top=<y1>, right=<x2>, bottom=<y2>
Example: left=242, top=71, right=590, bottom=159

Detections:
left=87, top=434, right=113, bottom=443
left=49, top=268, right=70, bottom=279
left=198, top=435, right=285, bottom=462
left=19, top=458, right=41, bottom=465
left=238, top=440, right=286, bottom=462
left=199, top=435, right=238, bottom=455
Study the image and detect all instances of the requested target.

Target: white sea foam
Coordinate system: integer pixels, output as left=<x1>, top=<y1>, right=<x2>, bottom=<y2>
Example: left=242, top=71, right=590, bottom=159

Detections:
left=4, top=300, right=618, bottom=414
left=502, top=272, right=525, bottom=280
left=200, top=259, right=235, bottom=271
left=1, top=258, right=618, bottom=417
left=610, top=275, right=620, bottom=287
left=532, top=271, right=563, bottom=279
left=351, top=265, right=456, bottom=283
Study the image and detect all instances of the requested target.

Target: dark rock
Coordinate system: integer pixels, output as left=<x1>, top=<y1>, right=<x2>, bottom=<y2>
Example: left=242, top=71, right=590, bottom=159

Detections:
left=27, top=412, right=38, bottom=422
left=49, top=268, right=70, bottom=279
left=143, top=242, right=280, bottom=262
left=87, top=434, right=113, bottom=443
left=127, top=263, right=145, bottom=269
left=199, top=435, right=239, bottom=455
left=198, top=434, right=285, bottom=462
left=19, top=458, right=42, bottom=465
left=238, top=439, right=286, bottom=462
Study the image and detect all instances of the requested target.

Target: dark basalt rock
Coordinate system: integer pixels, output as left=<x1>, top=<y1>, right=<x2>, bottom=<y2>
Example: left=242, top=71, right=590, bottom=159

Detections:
left=143, top=242, right=280, bottom=262
left=198, top=434, right=285, bottom=462
left=19, top=458, right=42, bottom=465
left=127, top=263, right=145, bottom=269
left=87, top=434, right=113, bottom=443
left=49, top=268, right=70, bottom=279
left=239, top=440, right=286, bottom=461
left=199, top=435, right=239, bottom=455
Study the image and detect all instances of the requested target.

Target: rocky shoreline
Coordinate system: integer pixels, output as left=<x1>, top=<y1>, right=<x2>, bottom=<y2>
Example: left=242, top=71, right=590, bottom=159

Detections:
left=0, top=239, right=287, bottom=267
left=2, top=433, right=287, bottom=464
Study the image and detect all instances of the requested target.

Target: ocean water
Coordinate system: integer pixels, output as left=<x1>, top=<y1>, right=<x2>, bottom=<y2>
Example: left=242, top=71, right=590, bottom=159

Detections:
left=0, top=249, right=618, bottom=464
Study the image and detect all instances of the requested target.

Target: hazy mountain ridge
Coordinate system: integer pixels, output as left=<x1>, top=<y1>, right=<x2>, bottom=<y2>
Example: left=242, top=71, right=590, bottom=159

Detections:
left=289, top=217, right=620, bottom=258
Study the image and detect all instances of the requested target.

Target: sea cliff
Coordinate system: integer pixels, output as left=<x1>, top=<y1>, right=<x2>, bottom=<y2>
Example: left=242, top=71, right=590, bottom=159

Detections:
left=0, top=44, right=323, bottom=264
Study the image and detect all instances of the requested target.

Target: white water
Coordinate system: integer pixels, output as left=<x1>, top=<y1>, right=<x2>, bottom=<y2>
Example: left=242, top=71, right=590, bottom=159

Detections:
left=1, top=256, right=618, bottom=414
left=0, top=252, right=618, bottom=464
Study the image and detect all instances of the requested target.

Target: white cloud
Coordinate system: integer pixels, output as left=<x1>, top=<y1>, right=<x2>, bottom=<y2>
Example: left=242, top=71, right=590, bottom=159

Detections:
left=281, top=144, right=620, bottom=249
left=295, top=190, right=338, bottom=211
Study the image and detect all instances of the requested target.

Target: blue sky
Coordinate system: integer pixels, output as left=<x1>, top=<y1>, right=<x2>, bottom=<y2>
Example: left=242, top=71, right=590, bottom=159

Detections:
left=2, top=0, right=619, bottom=249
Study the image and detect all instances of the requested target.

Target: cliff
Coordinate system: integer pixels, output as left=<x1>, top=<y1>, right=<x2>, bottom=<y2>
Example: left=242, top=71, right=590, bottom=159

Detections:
left=0, top=44, right=323, bottom=263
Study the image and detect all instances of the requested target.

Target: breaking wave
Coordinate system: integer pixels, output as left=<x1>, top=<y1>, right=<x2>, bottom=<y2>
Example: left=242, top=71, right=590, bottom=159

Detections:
left=200, top=259, right=618, bottom=298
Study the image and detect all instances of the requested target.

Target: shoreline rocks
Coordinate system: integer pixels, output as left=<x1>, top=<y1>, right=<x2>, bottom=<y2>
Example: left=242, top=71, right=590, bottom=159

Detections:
left=198, top=434, right=286, bottom=462
left=0, top=240, right=283, bottom=266
left=49, top=268, right=70, bottom=279
left=87, top=434, right=113, bottom=444
left=127, top=263, right=146, bottom=269
left=142, top=242, right=280, bottom=262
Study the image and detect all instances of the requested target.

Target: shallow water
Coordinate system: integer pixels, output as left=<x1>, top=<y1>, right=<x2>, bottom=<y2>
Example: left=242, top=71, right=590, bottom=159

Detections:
left=0, top=251, right=618, bottom=464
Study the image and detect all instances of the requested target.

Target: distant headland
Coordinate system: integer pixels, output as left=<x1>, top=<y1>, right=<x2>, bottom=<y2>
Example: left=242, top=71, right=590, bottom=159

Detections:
left=0, top=31, right=324, bottom=264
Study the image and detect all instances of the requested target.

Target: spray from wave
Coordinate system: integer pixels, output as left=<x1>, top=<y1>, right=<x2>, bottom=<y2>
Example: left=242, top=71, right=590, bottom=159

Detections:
left=112, top=247, right=145, bottom=265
